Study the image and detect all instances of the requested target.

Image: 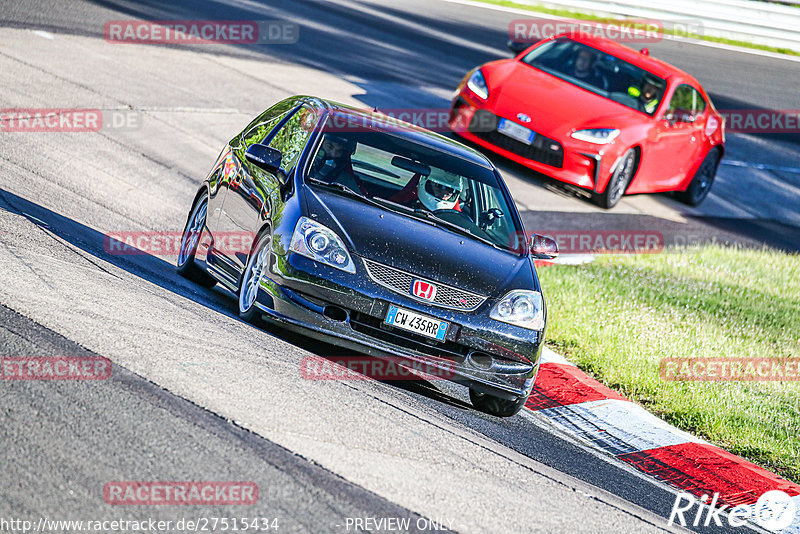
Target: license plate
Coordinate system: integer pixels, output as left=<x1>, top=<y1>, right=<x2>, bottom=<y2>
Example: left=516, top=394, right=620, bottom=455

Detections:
left=385, top=305, right=449, bottom=341
left=498, top=118, right=535, bottom=145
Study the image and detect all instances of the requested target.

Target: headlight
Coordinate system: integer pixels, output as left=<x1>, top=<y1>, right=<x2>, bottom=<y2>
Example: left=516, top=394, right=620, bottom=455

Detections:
left=571, top=128, right=620, bottom=144
left=490, top=290, right=544, bottom=331
left=289, top=217, right=355, bottom=273
left=466, top=69, right=489, bottom=100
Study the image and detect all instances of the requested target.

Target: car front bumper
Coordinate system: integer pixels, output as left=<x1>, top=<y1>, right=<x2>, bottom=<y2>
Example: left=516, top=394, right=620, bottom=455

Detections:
left=449, top=94, right=614, bottom=193
left=252, top=251, right=542, bottom=400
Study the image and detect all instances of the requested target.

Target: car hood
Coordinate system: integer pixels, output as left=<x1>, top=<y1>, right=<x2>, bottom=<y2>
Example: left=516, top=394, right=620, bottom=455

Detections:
left=485, top=60, right=643, bottom=135
left=304, top=187, right=536, bottom=299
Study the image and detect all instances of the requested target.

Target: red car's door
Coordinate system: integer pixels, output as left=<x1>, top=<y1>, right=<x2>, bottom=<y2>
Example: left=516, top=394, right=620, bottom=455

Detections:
left=640, top=84, right=707, bottom=190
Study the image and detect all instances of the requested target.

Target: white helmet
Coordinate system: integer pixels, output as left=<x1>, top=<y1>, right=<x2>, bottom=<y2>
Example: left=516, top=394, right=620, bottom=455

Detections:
left=418, top=171, right=463, bottom=211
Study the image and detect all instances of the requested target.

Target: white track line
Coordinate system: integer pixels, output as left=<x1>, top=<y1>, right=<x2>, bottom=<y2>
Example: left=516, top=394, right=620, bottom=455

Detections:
left=438, top=0, right=800, bottom=63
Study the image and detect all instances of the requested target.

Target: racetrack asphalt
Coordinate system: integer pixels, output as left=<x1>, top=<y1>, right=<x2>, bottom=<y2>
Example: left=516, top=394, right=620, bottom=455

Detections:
left=0, top=0, right=797, bottom=532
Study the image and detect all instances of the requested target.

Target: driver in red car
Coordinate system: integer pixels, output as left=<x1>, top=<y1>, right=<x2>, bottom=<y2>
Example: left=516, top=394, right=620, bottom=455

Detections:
left=569, top=48, right=608, bottom=90
left=388, top=171, right=463, bottom=212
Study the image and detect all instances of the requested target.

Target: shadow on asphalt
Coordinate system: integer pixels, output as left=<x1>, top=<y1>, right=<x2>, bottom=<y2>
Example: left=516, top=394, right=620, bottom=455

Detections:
left=0, top=187, right=473, bottom=413
left=0, top=186, right=753, bottom=533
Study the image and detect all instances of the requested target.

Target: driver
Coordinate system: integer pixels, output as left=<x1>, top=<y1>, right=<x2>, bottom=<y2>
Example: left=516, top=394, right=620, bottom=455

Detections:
left=569, top=48, right=608, bottom=90
left=310, top=134, right=362, bottom=192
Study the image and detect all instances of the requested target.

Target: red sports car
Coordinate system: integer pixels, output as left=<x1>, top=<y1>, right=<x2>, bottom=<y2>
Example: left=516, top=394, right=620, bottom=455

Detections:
left=449, top=33, right=725, bottom=208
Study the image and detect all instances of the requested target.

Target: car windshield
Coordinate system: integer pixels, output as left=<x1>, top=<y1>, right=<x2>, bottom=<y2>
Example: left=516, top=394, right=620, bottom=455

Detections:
left=522, top=38, right=667, bottom=116
left=305, top=123, right=523, bottom=252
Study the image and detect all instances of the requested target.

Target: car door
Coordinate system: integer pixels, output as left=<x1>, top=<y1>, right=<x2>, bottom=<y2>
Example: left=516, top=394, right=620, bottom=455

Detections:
left=210, top=99, right=300, bottom=282
left=644, top=84, right=707, bottom=189
left=221, top=103, right=318, bottom=275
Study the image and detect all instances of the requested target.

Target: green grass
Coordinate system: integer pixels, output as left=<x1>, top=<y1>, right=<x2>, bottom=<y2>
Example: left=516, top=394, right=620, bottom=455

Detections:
left=538, top=245, right=800, bottom=482
left=474, top=0, right=800, bottom=57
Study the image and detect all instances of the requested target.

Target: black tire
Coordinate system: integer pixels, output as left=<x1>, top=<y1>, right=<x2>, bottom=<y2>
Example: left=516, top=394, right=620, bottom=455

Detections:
left=469, top=388, right=527, bottom=417
left=176, top=194, right=217, bottom=288
left=238, top=232, right=272, bottom=325
left=592, top=149, right=637, bottom=209
left=676, top=149, right=720, bottom=206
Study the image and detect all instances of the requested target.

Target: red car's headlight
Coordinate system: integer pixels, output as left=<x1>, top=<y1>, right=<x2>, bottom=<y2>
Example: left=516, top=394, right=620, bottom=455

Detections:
left=466, top=70, right=489, bottom=100
left=571, top=128, right=620, bottom=144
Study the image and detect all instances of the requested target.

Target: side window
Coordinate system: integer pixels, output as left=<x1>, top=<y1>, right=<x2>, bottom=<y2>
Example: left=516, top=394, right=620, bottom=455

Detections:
left=267, top=106, right=317, bottom=170
left=478, top=183, right=512, bottom=241
left=241, top=100, right=297, bottom=147
left=667, top=84, right=706, bottom=116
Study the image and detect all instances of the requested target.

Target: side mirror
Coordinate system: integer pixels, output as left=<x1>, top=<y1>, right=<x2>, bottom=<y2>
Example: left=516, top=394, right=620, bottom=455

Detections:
left=507, top=40, right=530, bottom=55
left=245, top=143, right=283, bottom=174
left=530, top=234, right=559, bottom=259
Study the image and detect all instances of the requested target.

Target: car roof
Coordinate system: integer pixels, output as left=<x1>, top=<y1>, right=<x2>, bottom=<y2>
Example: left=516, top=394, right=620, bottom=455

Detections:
left=295, top=96, right=494, bottom=169
left=555, top=33, right=701, bottom=86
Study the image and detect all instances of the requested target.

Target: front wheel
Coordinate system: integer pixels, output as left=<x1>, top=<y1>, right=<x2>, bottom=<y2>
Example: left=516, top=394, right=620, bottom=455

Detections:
left=469, top=388, right=527, bottom=417
left=592, top=149, right=637, bottom=209
left=676, top=149, right=720, bottom=206
left=176, top=195, right=217, bottom=288
left=238, top=233, right=272, bottom=325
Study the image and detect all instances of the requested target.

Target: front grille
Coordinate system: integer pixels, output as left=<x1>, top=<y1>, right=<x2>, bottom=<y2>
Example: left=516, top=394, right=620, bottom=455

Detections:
left=350, top=312, right=469, bottom=363
left=469, top=110, right=564, bottom=168
left=362, top=259, right=486, bottom=311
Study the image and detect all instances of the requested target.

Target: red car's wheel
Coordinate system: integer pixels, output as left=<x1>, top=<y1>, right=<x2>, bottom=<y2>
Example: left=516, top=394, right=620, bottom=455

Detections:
left=593, top=149, right=637, bottom=209
left=676, top=149, right=720, bottom=206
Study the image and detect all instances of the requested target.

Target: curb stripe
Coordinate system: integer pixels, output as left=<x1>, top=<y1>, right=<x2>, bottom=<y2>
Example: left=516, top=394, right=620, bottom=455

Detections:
left=537, top=399, right=701, bottom=455
left=618, top=443, right=800, bottom=506
left=530, top=349, right=800, bottom=528
left=527, top=362, right=627, bottom=410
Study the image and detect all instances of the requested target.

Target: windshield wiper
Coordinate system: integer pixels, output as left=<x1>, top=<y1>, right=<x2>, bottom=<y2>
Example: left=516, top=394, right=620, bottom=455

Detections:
left=370, top=197, right=504, bottom=250
left=306, top=177, right=362, bottom=197
left=421, top=212, right=505, bottom=250
left=307, top=177, right=392, bottom=212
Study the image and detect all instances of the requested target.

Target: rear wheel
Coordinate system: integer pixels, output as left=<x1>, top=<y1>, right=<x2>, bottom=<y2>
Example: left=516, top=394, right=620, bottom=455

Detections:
left=469, top=388, right=527, bottom=417
left=676, top=149, right=720, bottom=206
left=593, top=149, right=636, bottom=209
left=176, top=195, right=216, bottom=288
left=238, top=233, right=272, bottom=325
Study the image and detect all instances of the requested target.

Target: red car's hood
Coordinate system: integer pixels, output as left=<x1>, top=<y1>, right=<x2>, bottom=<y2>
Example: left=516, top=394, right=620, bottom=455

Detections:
left=485, top=60, right=643, bottom=135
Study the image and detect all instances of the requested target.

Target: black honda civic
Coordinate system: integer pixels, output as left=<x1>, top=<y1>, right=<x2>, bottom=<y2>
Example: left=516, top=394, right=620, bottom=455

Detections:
left=177, top=96, right=558, bottom=417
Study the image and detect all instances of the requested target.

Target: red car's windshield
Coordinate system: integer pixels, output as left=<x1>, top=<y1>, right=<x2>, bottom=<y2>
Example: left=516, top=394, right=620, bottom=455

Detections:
left=522, top=38, right=667, bottom=116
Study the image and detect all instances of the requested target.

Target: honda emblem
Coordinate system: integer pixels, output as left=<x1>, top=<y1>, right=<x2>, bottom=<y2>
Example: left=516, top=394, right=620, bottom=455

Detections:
left=411, top=280, right=437, bottom=301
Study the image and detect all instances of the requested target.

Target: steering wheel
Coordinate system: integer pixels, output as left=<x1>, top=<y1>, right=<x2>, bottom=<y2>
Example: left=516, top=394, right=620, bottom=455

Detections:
left=432, top=208, right=481, bottom=230
left=433, top=208, right=472, bottom=221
